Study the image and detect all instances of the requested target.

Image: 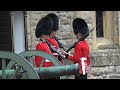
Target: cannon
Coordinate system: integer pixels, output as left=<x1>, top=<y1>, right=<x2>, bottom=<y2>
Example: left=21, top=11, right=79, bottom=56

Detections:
left=0, top=51, right=80, bottom=79
left=0, top=63, right=79, bottom=79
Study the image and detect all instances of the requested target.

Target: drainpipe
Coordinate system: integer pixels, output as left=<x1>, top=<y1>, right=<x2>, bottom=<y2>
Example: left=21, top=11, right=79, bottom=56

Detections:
left=23, top=11, right=28, bottom=51
left=10, top=11, right=15, bottom=52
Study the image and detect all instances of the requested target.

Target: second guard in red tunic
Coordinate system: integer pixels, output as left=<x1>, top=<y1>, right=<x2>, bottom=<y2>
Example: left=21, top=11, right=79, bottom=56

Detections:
left=46, top=13, right=65, bottom=65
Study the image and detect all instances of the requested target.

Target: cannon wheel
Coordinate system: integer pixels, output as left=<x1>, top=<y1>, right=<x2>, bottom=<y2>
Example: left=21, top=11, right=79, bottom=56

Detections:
left=0, top=51, right=39, bottom=79
left=7, top=50, right=68, bottom=79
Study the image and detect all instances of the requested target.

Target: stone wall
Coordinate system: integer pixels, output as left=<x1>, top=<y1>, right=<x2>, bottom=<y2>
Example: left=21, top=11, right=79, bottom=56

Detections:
left=89, top=49, right=120, bottom=79
left=26, top=11, right=120, bottom=79
left=89, top=65, right=120, bottom=79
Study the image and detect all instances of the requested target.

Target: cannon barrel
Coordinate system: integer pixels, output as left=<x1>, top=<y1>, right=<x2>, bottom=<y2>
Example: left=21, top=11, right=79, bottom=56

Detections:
left=37, top=63, right=80, bottom=78
left=0, top=64, right=80, bottom=79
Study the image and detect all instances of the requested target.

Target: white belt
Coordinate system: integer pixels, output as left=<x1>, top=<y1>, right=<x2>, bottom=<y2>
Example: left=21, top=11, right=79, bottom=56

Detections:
left=45, top=59, right=51, bottom=62
left=53, top=53, right=58, bottom=55
left=80, top=57, right=87, bottom=75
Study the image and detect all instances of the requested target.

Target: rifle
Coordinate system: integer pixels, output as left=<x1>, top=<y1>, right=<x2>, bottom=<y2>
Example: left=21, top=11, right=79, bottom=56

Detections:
left=54, top=36, right=66, bottom=51
left=46, top=40, right=65, bottom=59
left=66, top=23, right=100, bottom=53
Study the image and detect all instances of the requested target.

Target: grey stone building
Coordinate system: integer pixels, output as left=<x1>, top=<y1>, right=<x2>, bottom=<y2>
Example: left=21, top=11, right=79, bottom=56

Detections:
left=0, top=11, right=120, bottom=79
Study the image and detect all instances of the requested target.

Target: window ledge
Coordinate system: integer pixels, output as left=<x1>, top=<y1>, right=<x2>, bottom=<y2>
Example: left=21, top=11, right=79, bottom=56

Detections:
left=96, top=38, right=118, bottom=49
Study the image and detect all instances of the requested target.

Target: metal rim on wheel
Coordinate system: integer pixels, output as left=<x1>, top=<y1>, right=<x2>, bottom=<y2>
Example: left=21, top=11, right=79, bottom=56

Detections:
left=0, top=51, right=39, bottom=79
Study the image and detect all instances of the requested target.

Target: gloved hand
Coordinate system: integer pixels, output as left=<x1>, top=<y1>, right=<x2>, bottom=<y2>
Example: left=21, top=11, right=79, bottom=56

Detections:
left=62, top=51, right=71, bottom=55
left=61, top=51, right=71, bottom=59
left=62, top=51, right=67, bottom=55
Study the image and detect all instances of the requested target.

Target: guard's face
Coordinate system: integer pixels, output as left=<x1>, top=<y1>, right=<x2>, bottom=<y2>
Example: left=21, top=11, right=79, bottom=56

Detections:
left=44, top=35, right=50, bottom=40
left=76, top=33, right=82, bottom=40
left=51, top=31, right=56, bottom=37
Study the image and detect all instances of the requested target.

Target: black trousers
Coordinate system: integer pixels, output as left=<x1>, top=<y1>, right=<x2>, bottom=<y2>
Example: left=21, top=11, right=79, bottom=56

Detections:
left=75, top=74, right=87, bottom=79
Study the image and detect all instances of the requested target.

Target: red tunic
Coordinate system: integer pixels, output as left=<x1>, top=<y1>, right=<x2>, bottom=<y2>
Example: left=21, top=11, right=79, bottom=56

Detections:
left=68, top=40, right=90, bottom=75
left=35, top=41, right=54, bottom=67
left=48, top=37, right=64, bottom=64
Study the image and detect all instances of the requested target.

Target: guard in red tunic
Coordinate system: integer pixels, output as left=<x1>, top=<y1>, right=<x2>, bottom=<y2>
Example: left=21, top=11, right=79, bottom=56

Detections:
left=35, top=16, right=54, bottom=68
left=46, top=13, right=65, bottom=65
left=65, top=18, right=91, bottom=79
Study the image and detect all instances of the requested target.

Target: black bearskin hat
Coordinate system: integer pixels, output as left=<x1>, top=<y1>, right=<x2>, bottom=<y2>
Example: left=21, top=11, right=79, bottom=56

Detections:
left=35, top=16, right=53, bottom=38
left=46, top=13, right=59, bottom=31
left=72, top=18, right=89, bottom=37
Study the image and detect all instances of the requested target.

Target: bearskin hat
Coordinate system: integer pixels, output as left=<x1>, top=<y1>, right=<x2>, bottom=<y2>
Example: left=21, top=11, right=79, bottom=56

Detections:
left=46, top=13, right=59, bottom=31
left=72, top=18, right=89, bottom=37
left=35, top=16, right=53, bottom=38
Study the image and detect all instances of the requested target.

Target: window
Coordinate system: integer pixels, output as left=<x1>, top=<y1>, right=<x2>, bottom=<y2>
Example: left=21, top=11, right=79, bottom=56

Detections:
left=92, top=11, right=115, bottom=50
left=96, top=11, right=104, bottom=37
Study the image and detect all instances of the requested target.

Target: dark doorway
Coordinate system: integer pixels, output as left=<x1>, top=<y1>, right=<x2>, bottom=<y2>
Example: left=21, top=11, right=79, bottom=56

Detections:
left=0, top=11, right=12, bottom=69
left=0, top=11, right=12, bottom=51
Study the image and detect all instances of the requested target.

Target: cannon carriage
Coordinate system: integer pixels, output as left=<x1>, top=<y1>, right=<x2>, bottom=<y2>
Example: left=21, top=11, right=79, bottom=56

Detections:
left=0, top=51, right=80, bottom=79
